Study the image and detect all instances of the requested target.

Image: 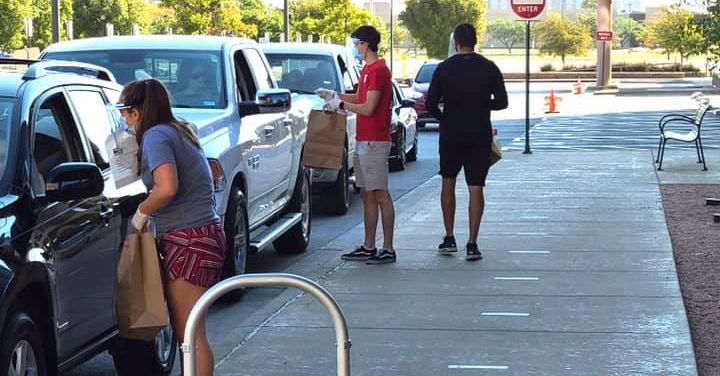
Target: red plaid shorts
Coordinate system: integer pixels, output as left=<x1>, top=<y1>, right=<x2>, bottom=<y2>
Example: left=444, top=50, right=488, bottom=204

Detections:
left=159, top=223, right=227, bottom=288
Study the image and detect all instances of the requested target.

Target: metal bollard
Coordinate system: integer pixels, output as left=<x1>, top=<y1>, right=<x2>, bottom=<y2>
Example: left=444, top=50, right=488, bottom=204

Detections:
left=181, top=273, right=351, bottom=376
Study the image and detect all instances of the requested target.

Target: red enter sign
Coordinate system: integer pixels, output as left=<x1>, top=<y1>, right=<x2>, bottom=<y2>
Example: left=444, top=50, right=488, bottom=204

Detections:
left=596, top=31, right=613, bottom=41
left=510, top=0, right=546, bottom=20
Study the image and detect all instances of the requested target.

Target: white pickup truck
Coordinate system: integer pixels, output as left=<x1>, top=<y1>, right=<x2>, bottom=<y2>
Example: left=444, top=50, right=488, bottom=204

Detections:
left=42, top=36, right=313, bottom=287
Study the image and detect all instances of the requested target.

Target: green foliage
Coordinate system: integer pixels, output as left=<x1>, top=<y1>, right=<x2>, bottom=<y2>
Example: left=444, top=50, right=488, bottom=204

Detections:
left=641, top=5, right=704, bottom=66
left=0, top=0, right=33, bottom=52
left=696, top=0, right=720, bottom=71
left=147, top=3, right=176, bottom=35
left=160, top=0, right=256, bottom=36
left=291, top=0, right=386, bottom=47
left=581, top=0, right=597, bottom=10
left=73, top=0, right=148, bottom=38
left=486, top=19, right=524, bottom=53
left=614, top=16, right=644, bottom=48
left=399, top=0, right=486, bottom=60
left=32, top=0, right=73, bottom=49
left=533, top=13, right=591, bottom=67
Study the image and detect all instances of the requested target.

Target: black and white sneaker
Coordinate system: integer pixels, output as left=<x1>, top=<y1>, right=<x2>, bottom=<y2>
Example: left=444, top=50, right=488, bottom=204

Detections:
left=366, top=249, right=397, bottom=264
left=341, top=245, right=377, bottom=261
left=466, top=243, right=482, bottom=261
left=438, top=236, right=457, bottom=254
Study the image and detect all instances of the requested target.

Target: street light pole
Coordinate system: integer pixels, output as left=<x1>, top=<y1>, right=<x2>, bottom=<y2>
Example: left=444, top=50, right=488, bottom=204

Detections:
left=284, top=0, right=289, bottom=43
left=51, top=0, right=60, bottom=43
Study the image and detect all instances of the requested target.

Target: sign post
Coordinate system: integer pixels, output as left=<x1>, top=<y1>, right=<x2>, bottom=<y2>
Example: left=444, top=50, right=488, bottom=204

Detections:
left=510, top=0, right=546, bottom=155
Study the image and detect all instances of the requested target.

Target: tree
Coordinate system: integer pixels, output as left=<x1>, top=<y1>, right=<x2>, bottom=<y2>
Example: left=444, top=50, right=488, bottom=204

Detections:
left=32, top=0, right=73, bottom=49
left=290, top=0, right=386, bottom=47
left=392, top=24, right=409, bottom=49
left=533, top=13, right=591, bottom=67
left=641, top=5, right=704, bottom=66
left=0, top=0, right=33, bottom=52
left=614, top=16, right=644, bottom=48
left=695, top=0, right=720, bottom=72
left=581, top=0, right=597, bottom=10
left=486, top=19, right=524, bottom=54
left=400, top=0, right=486, bottom=59
left=147, top=3, right=176, bottom=35
left=73, top=0, right=149, bottom=38
left=161, top=0, right=254, bottom=36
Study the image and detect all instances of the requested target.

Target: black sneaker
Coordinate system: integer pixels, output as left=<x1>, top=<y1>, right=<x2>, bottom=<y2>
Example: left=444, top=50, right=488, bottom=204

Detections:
left=366, top=249, right=397, bottom=264
left=466, top=243, right=482, bottom=261
left=341, top=245, right=377, bottom=261
left=438, top=236, right=457, bottom=254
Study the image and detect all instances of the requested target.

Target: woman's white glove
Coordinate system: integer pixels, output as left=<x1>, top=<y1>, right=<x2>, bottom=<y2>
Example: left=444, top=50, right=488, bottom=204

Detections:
left=131, top=209, right=149, bottom=232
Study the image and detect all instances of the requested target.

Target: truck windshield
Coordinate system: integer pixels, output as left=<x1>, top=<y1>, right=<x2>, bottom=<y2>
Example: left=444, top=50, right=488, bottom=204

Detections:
left=265, top=53, right=340, bottom=94
left=0, top=98, right=16, bottom=195
left=43, top=50, right=226, bottom=109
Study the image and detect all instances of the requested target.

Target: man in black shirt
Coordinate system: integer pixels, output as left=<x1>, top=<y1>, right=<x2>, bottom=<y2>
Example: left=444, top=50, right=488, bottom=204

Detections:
left=426, top=23, right=508, bottom=261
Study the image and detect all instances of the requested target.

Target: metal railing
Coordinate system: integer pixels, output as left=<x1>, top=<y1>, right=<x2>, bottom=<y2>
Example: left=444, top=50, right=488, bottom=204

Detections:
left=182, top=273, right=351, bottom=376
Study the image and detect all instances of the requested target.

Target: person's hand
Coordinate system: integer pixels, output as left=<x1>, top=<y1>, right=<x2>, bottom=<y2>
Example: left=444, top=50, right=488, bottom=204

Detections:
left=131, top=208, right=149, bottom=232
left=325, top=93, right=343, bottom=111
left=315, top=88, right=336, bottom=101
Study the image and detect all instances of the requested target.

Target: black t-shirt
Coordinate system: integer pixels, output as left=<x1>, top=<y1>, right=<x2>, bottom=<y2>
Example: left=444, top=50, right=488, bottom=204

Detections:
left=426, top=53, right=508, bottom=144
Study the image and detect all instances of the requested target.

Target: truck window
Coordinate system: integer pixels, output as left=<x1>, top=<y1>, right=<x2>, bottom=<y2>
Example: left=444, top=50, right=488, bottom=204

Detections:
left=337, top=55, right=354, bottom=92
left=244, top=49, right=274, bottom=91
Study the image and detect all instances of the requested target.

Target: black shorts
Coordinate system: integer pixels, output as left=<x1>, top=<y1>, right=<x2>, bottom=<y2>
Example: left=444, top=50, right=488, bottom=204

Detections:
left=439, top=140, right=491, bottom=186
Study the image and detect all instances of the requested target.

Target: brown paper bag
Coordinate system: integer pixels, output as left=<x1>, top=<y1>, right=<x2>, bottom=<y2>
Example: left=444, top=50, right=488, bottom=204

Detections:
left=116, top=229, right=169, bottom=341
left=302, top=110, right=347, bottom=170
left=490, top=133, right=502, bottom=166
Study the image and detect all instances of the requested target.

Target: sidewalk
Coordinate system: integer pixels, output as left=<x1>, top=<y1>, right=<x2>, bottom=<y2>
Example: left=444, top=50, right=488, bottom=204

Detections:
left=215, top=150, right=697, bottom=376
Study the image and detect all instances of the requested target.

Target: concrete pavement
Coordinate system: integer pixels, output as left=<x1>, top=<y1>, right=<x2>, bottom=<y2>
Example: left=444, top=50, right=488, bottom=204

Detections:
left=213, top=149, right=697, bottom=376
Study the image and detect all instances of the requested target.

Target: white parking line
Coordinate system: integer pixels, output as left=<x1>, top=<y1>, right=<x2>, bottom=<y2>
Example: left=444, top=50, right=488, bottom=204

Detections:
left=448, top=365, right=509, bottom=370
left=509, top=250, right=550, bottom=254
left=494, top=277, right=540, bottom=281
left=481, top=312, right=530, bottom=317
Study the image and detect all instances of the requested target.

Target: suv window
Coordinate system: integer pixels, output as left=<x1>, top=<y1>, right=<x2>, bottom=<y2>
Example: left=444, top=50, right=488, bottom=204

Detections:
left=0, top=98, right=16, bottom=192
left=68, top=90, right=115, bottom=170
left=265, top=53, right=340, bottom=94
left=43, top=50, right=226, bottom=109
left=245, top=49, right=274, bottom=91
left=415, top=64, right=437, bottom=84
left=33, top=95, right=84, bottom=179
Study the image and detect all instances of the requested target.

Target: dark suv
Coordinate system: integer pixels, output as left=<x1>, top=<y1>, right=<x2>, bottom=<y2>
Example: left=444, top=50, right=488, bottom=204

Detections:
left=0, top=59, right=174, bottom=376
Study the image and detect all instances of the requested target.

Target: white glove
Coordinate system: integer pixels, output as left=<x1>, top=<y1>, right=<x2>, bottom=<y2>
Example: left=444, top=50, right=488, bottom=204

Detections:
left=325, top=94, right=343, bottom=111
left=131, top=209, right=149, bottom=232
left=314, top=88, right=336, bottom=101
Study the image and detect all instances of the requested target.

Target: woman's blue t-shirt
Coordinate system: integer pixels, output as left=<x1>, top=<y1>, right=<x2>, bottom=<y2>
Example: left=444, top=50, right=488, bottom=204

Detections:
left=140, top=124, right=219, bottom=236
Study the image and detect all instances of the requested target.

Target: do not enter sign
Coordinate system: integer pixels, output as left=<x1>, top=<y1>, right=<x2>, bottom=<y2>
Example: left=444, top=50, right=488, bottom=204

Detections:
left=510, top=0, right=546, bottom=20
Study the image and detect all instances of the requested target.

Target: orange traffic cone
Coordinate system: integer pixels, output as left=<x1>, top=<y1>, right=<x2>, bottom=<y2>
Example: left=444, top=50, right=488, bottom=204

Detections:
left=544, top=89, right=561, bottom=113
left=573, top=77, right=584, bottom=95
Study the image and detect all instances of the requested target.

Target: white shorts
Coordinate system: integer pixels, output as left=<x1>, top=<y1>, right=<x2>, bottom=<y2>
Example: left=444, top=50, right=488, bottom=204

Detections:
left=353, top=141, right=391, bottom=191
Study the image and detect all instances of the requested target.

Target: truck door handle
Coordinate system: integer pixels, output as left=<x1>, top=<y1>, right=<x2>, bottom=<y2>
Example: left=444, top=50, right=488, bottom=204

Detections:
left=282, top=119, right=293, bottom=127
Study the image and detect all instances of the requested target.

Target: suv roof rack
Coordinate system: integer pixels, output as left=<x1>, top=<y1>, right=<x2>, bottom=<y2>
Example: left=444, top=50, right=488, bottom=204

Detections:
left=0, top=58, right=116, bottom=83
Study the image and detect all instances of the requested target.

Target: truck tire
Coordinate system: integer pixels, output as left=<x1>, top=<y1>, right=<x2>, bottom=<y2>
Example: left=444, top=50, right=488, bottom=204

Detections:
left=325, top=148, right=349, bottom=215
left=406, top=132, right=418, bottom=162
left=221, top=188, right=250, bottom=302
left=274, top=166, right=312, bottom=253
left=110, top=324, right=176, bottom=376
left=0, top=312, right=46, bottom=376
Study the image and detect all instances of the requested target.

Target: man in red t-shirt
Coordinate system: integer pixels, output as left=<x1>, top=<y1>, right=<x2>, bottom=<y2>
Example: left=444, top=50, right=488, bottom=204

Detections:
left=317, top=25, right=396, bottom=264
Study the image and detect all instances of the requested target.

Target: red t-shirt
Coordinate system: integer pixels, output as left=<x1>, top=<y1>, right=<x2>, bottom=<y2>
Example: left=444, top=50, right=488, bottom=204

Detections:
left=356, top=59, right=392, bottom=142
